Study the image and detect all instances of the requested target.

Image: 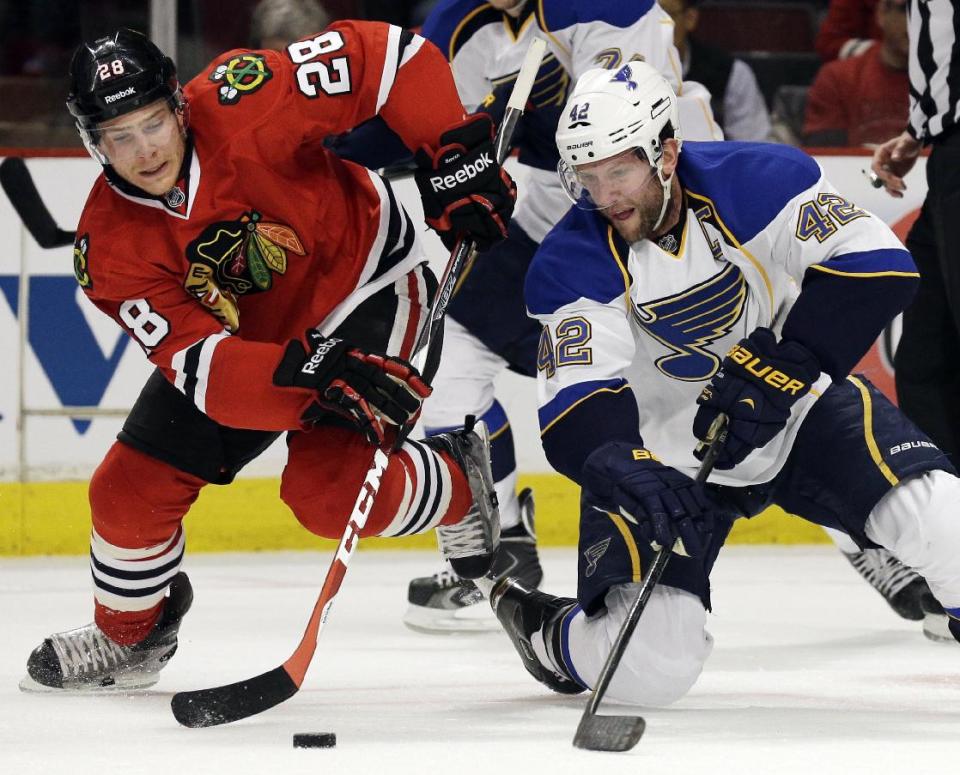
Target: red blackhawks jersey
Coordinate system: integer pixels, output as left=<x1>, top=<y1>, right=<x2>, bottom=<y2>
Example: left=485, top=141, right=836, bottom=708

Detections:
left=73, top=21, right=464, bottom=431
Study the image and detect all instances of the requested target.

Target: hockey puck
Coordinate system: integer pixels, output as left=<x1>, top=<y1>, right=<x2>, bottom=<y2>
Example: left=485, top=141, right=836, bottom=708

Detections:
left=293, top=733, right=337, bottom=748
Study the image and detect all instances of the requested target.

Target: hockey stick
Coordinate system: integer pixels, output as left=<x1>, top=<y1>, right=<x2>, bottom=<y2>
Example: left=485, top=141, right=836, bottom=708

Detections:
left=572, top=413, right=729, bottom=752
left=0, top=157, right=75, bottom=248
left=170, top=37, right=548, bottom=729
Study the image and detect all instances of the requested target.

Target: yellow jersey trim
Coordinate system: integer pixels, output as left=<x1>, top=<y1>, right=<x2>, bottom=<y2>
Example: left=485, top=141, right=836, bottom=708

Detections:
left=608, top=512, right=643, bottom=581
left=489, top=418, right=511, bottom=441
left=536, top=0, right=571, bottom=56
left=684, top=189, right=775, bottom=312
left=503, top=11, right=536, bottom=42
left=606, top=224, right=633, bottom=312
left=808, top=265, right=921, bottom=279
left=449, top=3, right=495, bottom=61
left=847, top=375, right=900, bottom=486
left=540, top=383, right=632, bottom=436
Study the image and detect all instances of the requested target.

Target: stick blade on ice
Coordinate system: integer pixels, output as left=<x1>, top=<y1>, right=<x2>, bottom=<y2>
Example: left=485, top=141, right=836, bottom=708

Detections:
left=572, top=713, right=645, bottom=752
left=171, top=666, right=298, bottom=728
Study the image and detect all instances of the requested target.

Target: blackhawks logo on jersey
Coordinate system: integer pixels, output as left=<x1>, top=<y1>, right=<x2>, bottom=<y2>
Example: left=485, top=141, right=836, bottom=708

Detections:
left=209, top=53, right=273, bottom=105
left=184, top=211, right=305, bottom=332
left=73, top=233, right=92, bottom=289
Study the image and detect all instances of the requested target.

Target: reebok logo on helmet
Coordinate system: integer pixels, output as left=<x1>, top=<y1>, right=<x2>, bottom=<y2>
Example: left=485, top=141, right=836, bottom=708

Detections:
left=105, top=86, right=137, bottom=104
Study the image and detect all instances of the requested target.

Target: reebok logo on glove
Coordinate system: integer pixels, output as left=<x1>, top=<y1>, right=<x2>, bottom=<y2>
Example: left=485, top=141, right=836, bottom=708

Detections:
left=428, top=151, right=494, bottom=192
left=301, top=337, right=343, bottom=376
left=726, top=343, right=807, bottom=394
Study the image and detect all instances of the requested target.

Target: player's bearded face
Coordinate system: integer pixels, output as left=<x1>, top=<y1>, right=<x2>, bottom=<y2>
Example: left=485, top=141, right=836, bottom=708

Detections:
left=96, top=100, right=187, bottom=196
left=571, top=151, right=662, bottom=242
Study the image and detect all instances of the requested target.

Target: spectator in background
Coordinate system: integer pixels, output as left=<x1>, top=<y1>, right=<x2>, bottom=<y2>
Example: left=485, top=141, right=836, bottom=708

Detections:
left=816, top=0, right=881, bottom=61
left=803, top=0, right=908, bottom=146
left=660, top=0, right=772, bottom=141
left=250, top=0, right=330, bottom=49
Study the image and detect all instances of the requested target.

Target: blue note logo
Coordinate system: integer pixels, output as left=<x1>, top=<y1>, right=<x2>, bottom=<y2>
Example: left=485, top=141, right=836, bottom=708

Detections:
left=611, top=64, right=638, bottom=91
left=633, top=263, right=746, bottom=381
left=583, top=537, right=612, bottom=578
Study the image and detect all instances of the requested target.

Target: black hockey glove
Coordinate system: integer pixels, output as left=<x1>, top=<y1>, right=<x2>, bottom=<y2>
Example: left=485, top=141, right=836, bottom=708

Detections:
left=693, top=327, right=820, bottom=469
left=414, top=113, right=517, bottom=252
left=583, top=442, right=715, bottom=558
left=274, top=330, right=432, bottom=445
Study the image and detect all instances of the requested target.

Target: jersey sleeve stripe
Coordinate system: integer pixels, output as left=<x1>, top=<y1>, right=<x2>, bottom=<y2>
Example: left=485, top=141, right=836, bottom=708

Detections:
left=398, top=31, right=425, bottom=69
left=811, top=247, right=919, bottom=278
left=539, top=378, right=629, bottom=434
left=376, top=24, right=404, bottom=113
left=171, top=331, right=230, bottom=414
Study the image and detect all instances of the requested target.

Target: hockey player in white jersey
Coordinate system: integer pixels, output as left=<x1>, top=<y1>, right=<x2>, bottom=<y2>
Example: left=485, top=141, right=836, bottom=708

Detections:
left=400, top=0, right=723, bottom=633
left=486, top=62, right=960, bottom=702
left=334, top=0, right=934, bottom=634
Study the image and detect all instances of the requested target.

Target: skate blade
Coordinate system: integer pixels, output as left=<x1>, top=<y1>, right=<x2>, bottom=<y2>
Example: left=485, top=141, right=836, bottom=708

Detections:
left=19, top=673, right=160, bottom=694
left=922, top=612, right=953, bottom=643
left=402, top=603, right=501, bottom=635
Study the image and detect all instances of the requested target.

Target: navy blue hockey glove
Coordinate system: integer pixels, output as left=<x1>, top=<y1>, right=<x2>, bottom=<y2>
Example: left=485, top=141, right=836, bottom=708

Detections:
left=693, top=327, right=820, bottom=469
left=583, top=442, right=715, bottom=558
left=414, top=113, right=517, bottom=252
left=274, top=330, right=432, bottom=445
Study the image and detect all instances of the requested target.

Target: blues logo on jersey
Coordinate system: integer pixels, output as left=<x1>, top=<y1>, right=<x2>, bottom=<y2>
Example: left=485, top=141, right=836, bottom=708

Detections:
left=633, top=263, right=746, bottom=381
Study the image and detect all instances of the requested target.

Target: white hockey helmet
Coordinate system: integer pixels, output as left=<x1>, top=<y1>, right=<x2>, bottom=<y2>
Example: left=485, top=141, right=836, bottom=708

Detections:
left=556, top=62, right=681, bottom=225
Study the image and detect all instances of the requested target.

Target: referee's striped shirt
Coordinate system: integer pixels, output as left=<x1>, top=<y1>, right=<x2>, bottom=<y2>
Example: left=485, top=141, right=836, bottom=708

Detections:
left=908, top=0, right=960, bottom=142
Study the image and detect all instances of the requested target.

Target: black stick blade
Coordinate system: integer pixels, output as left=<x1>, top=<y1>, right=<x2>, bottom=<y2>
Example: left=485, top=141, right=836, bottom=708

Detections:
left=0, top=157, right=75, bottom=248
left=573, top=714, right=646, bottom=752
left=171, top=666, right=298, bottom=728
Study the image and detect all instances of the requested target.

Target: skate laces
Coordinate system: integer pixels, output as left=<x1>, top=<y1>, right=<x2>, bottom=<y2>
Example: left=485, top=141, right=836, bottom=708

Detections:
left=848, top=548, right=920, bottom=598
left=51, top=625, right=129, bottom=680
left=437, top=508, right=487, bottom=560
left=431, top=568, right=468, bottom=588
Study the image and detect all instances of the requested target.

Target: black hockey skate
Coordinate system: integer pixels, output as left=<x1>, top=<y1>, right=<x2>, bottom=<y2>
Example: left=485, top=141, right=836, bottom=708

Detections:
left=20, top=572, right=193, bottom=692
left=843, top=547, right=941, bottom=620
left=423, top=417, right=501, bottom=580
left=404, top=487, right=542, bottom=634
left=486, top=576, right=585, bottom=695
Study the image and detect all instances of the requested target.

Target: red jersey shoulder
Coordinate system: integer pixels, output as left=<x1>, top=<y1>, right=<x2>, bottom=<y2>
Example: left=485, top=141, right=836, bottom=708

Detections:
left=185, top=20, right=394, bottom=140
left=184, top=49, right=290, bottom=114
left=74, top=178, right=175, bottom=301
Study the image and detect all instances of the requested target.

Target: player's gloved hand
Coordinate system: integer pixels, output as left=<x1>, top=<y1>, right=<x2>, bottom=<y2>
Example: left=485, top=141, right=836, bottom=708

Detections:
left=693, top=327, right=820, bottom=469
left=414, top=113, right=517, bottom=252
left=583, top=442, right=714, bottom=557
left=273, top=330, right=432, bottom=445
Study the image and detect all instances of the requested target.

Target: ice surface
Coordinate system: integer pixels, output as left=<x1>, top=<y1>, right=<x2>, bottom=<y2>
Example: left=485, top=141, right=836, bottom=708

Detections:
left=2, top=546, right=958, bottom=774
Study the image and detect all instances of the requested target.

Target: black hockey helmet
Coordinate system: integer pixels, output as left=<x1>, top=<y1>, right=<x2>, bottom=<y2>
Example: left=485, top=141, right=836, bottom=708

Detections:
left=66, top=28, right=180, bottom=129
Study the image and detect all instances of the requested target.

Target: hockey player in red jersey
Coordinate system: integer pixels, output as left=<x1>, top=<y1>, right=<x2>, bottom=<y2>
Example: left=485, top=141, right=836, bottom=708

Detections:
left=21, top=25, right=516, bottom=692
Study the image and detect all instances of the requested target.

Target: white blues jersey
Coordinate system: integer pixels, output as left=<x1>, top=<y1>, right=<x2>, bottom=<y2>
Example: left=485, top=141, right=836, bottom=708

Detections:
left=527, top=142, right=918, bottom=487
left=422, top=0, right=721, bottom=242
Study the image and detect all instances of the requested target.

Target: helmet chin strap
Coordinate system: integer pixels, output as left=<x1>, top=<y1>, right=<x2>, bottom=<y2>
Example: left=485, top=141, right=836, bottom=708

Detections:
left=652, top=168, right=672, bottom=232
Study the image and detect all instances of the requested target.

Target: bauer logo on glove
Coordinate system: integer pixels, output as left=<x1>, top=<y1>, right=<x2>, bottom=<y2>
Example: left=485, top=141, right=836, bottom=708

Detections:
left=725, top=342, right=809, bottom=395
left=693, top=327, right=820, bottom=469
